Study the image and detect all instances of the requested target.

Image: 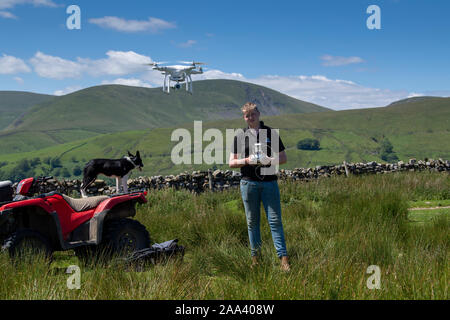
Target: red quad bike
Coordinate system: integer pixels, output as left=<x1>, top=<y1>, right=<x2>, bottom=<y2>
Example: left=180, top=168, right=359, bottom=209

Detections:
left=0, top=176, right=150, bottom=262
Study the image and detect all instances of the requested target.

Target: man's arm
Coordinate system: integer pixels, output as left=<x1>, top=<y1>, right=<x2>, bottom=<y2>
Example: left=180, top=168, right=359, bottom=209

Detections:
left=278, top=150, right=287, bottom=165
left=261, top=150, right=287, bottom=166
left=229, top=153, right=250, bottom=168
left=229, top=133, right=252, bottom=168
left=272, top=130, right=287, bottom=165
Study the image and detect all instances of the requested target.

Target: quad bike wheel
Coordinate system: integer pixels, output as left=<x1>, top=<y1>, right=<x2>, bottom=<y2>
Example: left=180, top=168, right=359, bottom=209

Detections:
left=74, top=219, right=150, bottom=265
left=2, top=229, right=53, bottom=262
left=102, top=218, right=150, bottom=256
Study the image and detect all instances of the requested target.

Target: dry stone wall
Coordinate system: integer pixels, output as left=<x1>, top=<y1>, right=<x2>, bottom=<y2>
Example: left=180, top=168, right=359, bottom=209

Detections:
left=13, top=158, right=450, bottom=197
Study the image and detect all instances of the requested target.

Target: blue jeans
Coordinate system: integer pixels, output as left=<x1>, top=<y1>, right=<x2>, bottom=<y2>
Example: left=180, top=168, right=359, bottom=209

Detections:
left=240, top=179, right=288, bottom=258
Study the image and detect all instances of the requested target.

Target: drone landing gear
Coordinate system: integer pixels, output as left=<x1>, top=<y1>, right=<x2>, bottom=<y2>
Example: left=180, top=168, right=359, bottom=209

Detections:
left=163, top=74, right=170, bottom=94
left=185, top=75, right=193, bottom=94
left=162, top=76, right=194, bottom=94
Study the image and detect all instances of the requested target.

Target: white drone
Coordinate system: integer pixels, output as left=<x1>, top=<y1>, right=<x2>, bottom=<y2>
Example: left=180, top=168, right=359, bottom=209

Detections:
left=147, top=61, right=205, bottom=94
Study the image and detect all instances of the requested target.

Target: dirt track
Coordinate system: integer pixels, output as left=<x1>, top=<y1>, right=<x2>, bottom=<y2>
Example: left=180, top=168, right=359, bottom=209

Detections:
left=408, top=206, right=450, bottom=211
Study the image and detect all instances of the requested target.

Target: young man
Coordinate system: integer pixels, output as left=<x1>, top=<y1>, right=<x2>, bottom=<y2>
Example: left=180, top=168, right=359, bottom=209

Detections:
left=229, top=102, right=290, bottom=271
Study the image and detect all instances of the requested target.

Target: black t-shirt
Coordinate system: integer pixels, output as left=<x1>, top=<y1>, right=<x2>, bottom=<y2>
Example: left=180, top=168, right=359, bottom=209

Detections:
left=232, top=121, right=285, bottom=181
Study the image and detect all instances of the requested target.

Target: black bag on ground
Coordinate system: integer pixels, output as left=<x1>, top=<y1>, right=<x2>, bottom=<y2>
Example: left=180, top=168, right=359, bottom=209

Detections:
left=124, top=239, right=185, bottom=265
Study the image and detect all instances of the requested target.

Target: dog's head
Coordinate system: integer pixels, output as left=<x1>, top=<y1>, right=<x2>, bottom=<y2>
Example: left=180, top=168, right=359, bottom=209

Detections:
left=128, top=150, right=144, bottom=171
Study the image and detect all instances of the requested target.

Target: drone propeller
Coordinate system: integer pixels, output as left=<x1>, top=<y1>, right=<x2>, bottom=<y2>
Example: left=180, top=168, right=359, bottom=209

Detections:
left=146, top=61, right=168, bottom=66
left=178, top=61, right=206, bottom=66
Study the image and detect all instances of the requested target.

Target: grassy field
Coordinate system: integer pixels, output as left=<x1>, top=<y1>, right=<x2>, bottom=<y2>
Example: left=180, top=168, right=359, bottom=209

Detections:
left=0, top=171, right=448, bottom=299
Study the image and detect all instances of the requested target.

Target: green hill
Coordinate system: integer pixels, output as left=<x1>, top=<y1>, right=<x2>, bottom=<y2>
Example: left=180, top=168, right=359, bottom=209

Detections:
left=0, top=80, right=329, bottom=154
left=387, top=96, right=438, bottom=106
left=0, top=91, right=54, bottom=131
left=0, top=96, right=448, bottom=181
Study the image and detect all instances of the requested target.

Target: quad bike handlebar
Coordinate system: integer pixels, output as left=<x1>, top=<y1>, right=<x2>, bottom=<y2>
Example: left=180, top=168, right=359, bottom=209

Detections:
left=35, top=176, right=53, bottom=183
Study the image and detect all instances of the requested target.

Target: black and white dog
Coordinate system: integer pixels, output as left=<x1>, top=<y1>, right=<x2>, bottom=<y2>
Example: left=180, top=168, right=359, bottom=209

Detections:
left=80, top=151, right=144, bottom=198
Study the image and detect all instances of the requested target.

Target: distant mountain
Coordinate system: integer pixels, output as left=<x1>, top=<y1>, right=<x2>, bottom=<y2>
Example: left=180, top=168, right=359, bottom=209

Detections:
left=0, top=80, right=330, bottom=154
left=0, top=91, right=54, bottom=131
left=387, top=96, right=440, bottom=107
left=0, top=96, right=448, bottom=180
left=5, top=80, right=329, bottom=132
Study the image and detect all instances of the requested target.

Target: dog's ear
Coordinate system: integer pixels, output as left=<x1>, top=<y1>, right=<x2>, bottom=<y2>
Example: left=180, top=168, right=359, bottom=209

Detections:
left=136, top=150, right=141, bottom=158
left=128, top=150, right=133, bottom=157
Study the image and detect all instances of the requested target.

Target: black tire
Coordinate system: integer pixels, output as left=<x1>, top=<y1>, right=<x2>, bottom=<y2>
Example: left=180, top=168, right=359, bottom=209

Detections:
left=2, top=229, right=53, bottom=262
left=102, top=219, right=150, bottom=257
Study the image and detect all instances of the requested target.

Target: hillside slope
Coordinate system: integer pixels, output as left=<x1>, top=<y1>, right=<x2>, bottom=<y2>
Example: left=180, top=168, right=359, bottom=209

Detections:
left=5, top=80, right=329, bottom=132
left=0, top=80, right=329, bottom=154
left=1, top=97, right=448, bottom=180
left=0, top=91, right=54, bottom=130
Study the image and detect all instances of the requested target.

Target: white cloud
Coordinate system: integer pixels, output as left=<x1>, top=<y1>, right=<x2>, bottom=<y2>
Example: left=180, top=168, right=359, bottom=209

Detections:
left=185, top=70, right=419, bottom=110
left=321, top=54, right=365, bottom=67
left=13, top=76, right=24, bottom=84
left=108, top=67, right=416, bottom=110
left=31, top=0, right=57, bottom=6
left=101, top=78, right=153, bottom=88
left=196, top=69, right=246, bottom=81
left=407, top=92, right=424, bottom=98
left=53, top=85, right=82, bottom=96
left=248, top=75, right=412, bottom=110
left=0, top=54, right=31, bottom=74
left=178, top=40, right=197, bottom=48
left=0, top=10, right=16, bottom=18
left=80, top=51, right=153, bottom=76
left=89, top=16, right=176, bottom=33
left=139, top=69, right=169, bottom=85
left=19, top=50, right=442, bottom=110
left=29, top=50, right=153, bottom=79
left=133, top=67, right=246, bottom=89
left=422, top=90, right=450, bottom=97
left=0, top=0, right=58, bottom=9
left=0, top=0, right=58, bottom=18
left=30, top=51, right=83, bottom=79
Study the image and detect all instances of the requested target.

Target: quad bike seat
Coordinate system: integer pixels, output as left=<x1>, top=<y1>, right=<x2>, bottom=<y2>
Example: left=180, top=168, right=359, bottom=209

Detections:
left=62, top=194, right=109, bottom=212
left=0, top=180, right=12, bottom=188
left=0, top=181, right=13, bottom=203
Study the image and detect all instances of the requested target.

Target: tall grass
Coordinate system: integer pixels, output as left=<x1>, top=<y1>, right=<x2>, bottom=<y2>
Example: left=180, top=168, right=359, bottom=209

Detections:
left=0, top=171, right=448, bottom=299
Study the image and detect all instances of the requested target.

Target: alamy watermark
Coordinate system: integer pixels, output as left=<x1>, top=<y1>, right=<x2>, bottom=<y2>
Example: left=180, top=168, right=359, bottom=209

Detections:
left=367, top=5, right=381, bottom=30
left=66, top=5, right=81, bottom=30
left=65, top=5, right=380, bottom=31
left=171, top=121, right=281, bottom=176
left=366, top=265, right=381, bottom=290
left=66, top=265, right=81, bottom=290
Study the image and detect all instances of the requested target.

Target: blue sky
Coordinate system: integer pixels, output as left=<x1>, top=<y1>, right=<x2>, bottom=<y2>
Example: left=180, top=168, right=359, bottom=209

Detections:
left=1, top=0, right=449, bottom=110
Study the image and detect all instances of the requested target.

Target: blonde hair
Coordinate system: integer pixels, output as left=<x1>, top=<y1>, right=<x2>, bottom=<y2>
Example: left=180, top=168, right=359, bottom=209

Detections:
left=241, top=102, right=259, bottom=114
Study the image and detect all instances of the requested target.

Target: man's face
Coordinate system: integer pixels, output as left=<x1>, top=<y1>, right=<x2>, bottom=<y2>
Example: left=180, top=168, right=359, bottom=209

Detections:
left=243, top=109, right=260, bottom=127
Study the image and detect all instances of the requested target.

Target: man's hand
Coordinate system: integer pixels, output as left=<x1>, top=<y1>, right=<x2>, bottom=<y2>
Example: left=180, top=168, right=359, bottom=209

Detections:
left=248, top=153, right=273, bottom=165
left=248, top=154, right=258, bottom=165
left=259, top=154, right=273, bottom=166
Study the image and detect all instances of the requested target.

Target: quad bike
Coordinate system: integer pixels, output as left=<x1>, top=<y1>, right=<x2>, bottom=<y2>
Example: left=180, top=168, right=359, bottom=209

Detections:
left=0, top=176, right=150, bottom=262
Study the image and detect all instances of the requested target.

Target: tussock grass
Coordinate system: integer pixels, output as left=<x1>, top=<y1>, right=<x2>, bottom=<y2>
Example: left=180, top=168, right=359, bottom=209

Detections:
left=0, top=172, right=448, bottom=299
